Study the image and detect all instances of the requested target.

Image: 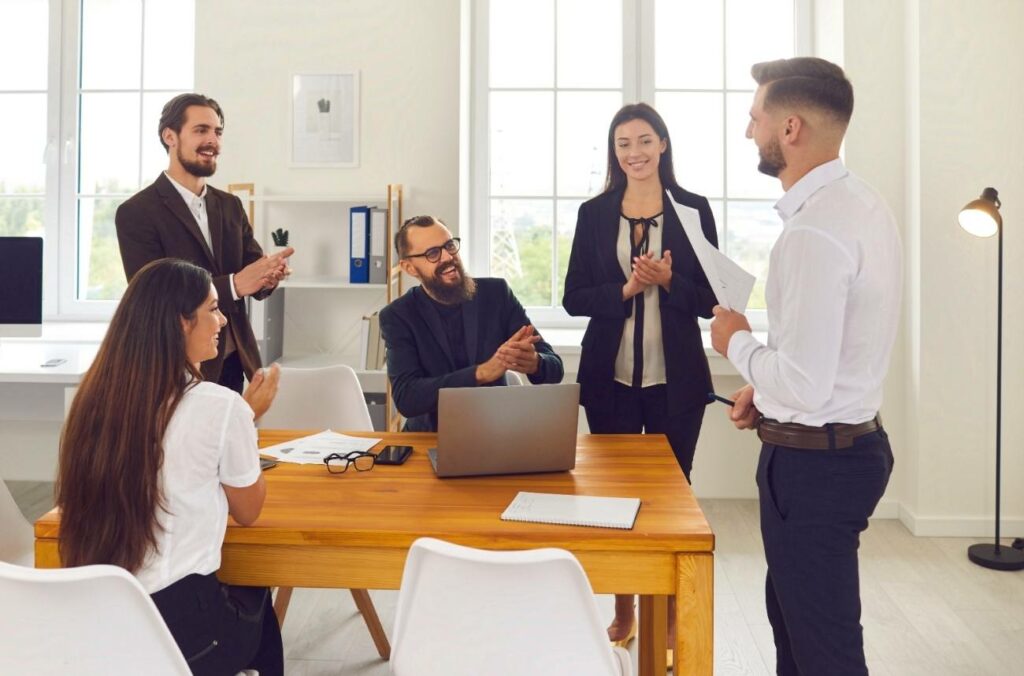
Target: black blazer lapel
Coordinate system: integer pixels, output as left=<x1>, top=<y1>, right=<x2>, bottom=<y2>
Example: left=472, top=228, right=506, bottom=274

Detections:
left=462, top=294, right=479, bottom=364
left=154, top=174, right=217, bottom=269
left=413, top=288, right=455, bottom=369
left=206, top=191, right=225, bottom=272
left=598, top=189, right=628, bottom=284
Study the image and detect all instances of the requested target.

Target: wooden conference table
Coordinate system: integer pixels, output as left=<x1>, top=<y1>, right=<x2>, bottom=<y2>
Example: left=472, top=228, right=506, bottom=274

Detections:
left=36, top=431, right=714, bottom=676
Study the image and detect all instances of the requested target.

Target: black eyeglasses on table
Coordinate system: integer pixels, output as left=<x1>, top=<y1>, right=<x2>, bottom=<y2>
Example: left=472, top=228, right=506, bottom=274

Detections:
left=402, top=237, right=460, bottom=263
left=323, top=451, right=376, bottom=474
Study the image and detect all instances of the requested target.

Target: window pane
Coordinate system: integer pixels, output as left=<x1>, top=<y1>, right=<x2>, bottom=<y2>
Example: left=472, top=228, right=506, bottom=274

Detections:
left=555, top=198, right=583, bottom=303
left=141, top=91, right=183, bottom=182
left=143, top=0, right=195, bottom=89
left=490, top=91, right=553, bottom=196
left=725, top=201, right=781, bottom=311
left=708, top=199, right=724, bottom=248
left=0, top=0, right=48, bottom=90
left=655, top=0, right=723, bottom=89
left=725, top=92, right=782, bottom=199
left=81, top=0, right=142, bottom=90
left=80, top=93, right=141, bottom=195
left=557, top=0, right=621, bottom=88
left=0, top=94, right=47, bottom=193
left=656, top=92, right=723, bottom=199
left=725, top=0, right=794, bottom=89
left=0, top=198, right=45, bottom=237
left=491, top=199, right=553, bottom=307
left=557, top=91, right=621, bottom=197
left=78, top=197, right=128, bottom=301
left=490, top=0, right=553, bottom=88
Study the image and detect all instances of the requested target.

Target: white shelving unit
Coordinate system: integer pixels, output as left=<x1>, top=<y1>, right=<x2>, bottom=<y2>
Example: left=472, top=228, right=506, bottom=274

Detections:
left=228, top=183, right=405, bottom=429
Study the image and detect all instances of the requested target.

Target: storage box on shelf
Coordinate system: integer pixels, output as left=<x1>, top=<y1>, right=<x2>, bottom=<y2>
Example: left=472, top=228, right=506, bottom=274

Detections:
left=228, top=183, right=405, bottom=431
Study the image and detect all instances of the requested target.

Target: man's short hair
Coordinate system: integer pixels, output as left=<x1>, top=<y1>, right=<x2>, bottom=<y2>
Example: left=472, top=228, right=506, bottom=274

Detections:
left=751, top=57, right=853, bottom=127
left=395, top=215, right=446, bottom=258
left=158, top=93, right=224, bottom=152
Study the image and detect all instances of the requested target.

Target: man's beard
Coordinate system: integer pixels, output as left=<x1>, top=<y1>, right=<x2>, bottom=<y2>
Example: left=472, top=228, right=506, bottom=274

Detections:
left=178, top=146, right=217, bottom=178
left=420, top=258, right=477, bottom=305
left=756, top=136, right=786, bottom=178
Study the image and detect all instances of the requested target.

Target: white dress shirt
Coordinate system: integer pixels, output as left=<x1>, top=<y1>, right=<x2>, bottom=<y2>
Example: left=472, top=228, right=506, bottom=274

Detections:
left=164, top=172, right=239, bottom=301
left=614, top=213, right=667, bottom=387
left=134, top=381, right=260, bottom=594
left=726, top=159, right=902, bottom=425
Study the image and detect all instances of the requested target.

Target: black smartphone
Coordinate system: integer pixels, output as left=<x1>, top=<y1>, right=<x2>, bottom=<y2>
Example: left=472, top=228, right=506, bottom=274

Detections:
left=374, top=445, right=413, bottom=465
left=259, top=457, right=278, bottom=471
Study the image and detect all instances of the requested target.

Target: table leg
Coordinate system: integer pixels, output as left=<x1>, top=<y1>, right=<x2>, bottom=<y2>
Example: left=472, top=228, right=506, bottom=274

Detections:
left=638, top=594, right=668, bottom=676
left=675, top=553, right=713, bottom=675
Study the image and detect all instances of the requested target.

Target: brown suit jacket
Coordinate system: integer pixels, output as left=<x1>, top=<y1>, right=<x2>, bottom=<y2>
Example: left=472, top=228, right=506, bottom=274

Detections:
left=115, top=173, right=271, bottom=383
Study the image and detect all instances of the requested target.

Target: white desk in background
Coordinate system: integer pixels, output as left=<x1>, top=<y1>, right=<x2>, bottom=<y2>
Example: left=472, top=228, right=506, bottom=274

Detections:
left=0, top=325, right=106, bottom=481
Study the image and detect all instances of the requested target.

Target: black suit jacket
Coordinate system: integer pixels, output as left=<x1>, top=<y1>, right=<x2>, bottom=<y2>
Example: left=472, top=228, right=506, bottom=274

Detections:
left=379, top=278, right=564, bottom=432
left=562, top=185, right=718, bottom=416
left=115, top=173, right=271, bottom=383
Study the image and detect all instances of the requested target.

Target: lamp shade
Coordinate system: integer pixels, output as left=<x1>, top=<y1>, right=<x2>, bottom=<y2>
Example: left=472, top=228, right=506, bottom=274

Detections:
left=958, top=187, right=1002, bottom=237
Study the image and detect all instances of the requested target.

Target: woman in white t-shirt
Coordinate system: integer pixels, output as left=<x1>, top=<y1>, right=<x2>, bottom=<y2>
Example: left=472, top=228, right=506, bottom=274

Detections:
left=56, top=258, right=284, bottom=676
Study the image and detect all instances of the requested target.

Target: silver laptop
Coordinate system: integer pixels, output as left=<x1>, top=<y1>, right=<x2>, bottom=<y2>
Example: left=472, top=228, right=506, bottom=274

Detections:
left=428, top=383, right=580, bottom=478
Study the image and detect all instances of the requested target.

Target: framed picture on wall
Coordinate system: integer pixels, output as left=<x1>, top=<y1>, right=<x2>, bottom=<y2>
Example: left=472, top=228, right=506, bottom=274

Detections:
left=290, top=72, right=359, bottom=167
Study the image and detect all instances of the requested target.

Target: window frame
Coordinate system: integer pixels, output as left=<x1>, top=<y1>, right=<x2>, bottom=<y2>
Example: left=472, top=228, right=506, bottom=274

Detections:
left=466, top=0, right=815, bottom=330
left=27, top=0, right=194, bottom=320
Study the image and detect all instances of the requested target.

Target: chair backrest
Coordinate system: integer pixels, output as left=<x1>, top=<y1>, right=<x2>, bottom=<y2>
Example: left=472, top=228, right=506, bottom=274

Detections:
left=504, top=370, right=526, bottom=386
left=0, top=561, right=191, bottom=675
left=258, top=364, right=373, bottom=431
left=390, top=538, right=626, bottom=676
left=0, top=478, right=34, bottom=566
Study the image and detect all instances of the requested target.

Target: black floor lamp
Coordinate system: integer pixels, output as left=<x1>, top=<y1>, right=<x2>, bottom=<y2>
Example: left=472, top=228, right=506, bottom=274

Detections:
left=959, top=187, right=1024, bottom=571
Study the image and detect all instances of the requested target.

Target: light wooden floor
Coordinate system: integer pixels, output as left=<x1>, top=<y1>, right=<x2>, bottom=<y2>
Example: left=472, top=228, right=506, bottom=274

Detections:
left=7, top=481, right=1023, bottom=675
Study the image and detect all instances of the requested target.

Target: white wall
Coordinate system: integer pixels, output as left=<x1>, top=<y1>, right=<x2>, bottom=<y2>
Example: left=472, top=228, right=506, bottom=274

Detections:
left=904, top=0, right=1024, bottom=534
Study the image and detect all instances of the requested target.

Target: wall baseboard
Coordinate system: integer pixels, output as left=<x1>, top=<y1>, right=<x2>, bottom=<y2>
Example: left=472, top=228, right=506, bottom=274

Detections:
left=897, top=503, right=1024, bottom=538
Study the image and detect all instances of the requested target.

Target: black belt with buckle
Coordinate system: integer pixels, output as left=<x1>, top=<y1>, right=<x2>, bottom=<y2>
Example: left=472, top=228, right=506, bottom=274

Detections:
left=756, top=416, right=882, bottom=450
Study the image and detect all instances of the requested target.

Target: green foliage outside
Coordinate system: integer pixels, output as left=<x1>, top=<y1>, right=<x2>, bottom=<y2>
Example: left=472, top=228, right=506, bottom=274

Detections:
left=0, top=180, right=129, bottom=301
left=85, top=194, right=128, bottom=300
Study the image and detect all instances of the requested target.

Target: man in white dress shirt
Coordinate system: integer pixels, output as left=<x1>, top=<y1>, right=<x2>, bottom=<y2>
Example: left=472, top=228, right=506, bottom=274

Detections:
left=710, top=58, right=901, bottom=676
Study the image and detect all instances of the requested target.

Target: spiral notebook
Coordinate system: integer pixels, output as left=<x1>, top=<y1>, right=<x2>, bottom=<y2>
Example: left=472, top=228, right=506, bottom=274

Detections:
left=500, top=492, right=641, bottom=530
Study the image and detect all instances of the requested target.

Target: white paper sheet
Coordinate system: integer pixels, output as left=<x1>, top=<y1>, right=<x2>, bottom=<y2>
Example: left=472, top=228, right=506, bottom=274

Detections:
left=708, top=247, right=756, bottom=314
left=666, top=191, right=756, bottom=312
left=260, top=429, right=383, bottom=465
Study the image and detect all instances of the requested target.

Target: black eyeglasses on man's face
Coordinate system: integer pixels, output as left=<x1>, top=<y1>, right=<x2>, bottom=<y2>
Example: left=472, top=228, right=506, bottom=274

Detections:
left=402, top=237, right=460, bottom=264
left=323, top=451, right=375, bottom=474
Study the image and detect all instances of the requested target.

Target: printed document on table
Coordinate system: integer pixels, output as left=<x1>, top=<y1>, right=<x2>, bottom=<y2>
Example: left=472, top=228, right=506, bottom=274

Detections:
left=666, top=191, right=756, bottom=313
left=260, top=429, right=383, bottom=465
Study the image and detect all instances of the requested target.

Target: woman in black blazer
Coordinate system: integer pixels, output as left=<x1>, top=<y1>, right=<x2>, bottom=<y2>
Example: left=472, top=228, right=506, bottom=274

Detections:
left=562, top=103, right=718, bottom=649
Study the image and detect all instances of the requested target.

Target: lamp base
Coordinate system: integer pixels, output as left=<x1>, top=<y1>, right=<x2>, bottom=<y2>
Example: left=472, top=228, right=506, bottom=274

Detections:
left=968, top=543, right=1024, bottom=571
left=1013, top=538, right=1024, bottom=550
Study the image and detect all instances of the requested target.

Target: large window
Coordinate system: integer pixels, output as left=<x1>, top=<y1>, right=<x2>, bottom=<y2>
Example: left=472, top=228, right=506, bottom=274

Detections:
left=0, top=0, right=194, bottom=317
left=470, top=0, right=808, bottom=325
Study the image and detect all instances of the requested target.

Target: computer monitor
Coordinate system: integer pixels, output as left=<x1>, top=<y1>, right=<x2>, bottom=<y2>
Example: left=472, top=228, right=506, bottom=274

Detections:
left=0, top=237, right=43, bottom=338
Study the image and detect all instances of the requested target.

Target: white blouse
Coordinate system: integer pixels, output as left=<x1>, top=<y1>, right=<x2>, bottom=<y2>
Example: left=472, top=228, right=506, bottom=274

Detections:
left=134, top=381, right=261, bottom=594
left=614, top=213, right=667, bottom=388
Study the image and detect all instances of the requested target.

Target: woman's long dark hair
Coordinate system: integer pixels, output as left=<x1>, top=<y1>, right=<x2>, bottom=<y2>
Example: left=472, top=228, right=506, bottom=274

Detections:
left=602, top=102, right=682, bottom=194
left=56, top=258, right=212, bottom=571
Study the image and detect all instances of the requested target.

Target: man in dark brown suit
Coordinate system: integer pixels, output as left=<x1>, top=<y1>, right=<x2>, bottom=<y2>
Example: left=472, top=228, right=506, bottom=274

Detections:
left=116, top=93, right=293, bottom=393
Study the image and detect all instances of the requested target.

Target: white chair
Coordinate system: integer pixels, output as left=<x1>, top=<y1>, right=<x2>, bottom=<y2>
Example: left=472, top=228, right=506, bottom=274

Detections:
left=0, top=477, right=34, bottom=566
left=257, top=364, right=390, bottom=659
left=258, top=364, right=373, bottom=430
left=390, top=538, right=632, bottom=676
left=504, top=370, right=526, bottom=386
left=0, top=560, right=191, bottom=675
